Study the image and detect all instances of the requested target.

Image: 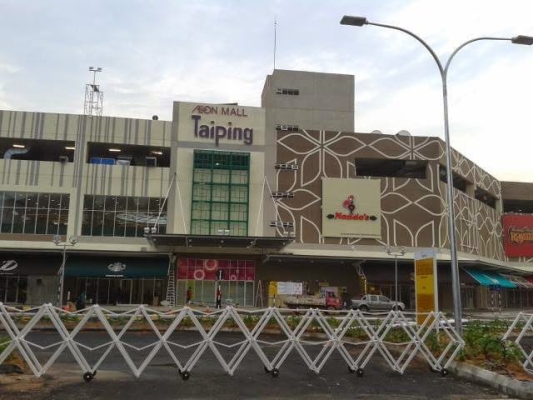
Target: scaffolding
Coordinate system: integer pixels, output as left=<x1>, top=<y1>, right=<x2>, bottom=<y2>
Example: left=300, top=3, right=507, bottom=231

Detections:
left=84, top=66, right=104, bottom=117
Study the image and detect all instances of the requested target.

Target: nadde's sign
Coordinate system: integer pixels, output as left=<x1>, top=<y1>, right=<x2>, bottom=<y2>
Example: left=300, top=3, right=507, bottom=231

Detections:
left=321, top=178, right=381, bottom=238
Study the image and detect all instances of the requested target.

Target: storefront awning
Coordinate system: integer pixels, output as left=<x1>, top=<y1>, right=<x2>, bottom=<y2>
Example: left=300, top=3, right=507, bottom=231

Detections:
left=146, top=234, right=292, bottom=251
left=0, top=254, right=62, bottom=276
left=464, top=268, right=517, bottom=289
left=500, top=274, right=533, bottom=289
left=65, top=256, right=168, bottom=278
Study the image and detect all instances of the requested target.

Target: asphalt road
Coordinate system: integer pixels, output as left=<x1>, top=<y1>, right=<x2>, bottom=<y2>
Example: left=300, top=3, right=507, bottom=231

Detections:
left=0, top=331, right=517, bottom=400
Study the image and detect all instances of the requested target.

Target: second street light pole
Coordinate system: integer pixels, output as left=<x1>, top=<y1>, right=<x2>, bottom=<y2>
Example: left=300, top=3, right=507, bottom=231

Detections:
left=341, top=15, right=533, bottom=335
left=386, top=247, right=405, bottom=307
left=53, top=234, right=79, bottom=308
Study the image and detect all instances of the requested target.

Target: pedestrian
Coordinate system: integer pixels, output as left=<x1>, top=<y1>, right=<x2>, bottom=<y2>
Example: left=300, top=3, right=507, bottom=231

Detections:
left=75, top=292, right=86, bottom=311
left=186, top=286, right=192, bottom=305
left=216, top=286, right=222, bottom=309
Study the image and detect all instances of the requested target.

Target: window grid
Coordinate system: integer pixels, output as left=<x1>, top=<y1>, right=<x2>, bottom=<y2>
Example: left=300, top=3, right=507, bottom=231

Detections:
left=0, top=191, right=69, bottom=236
left=191, top=150, right=250, bottom=236
left=81, top=195, right=167, bottom=237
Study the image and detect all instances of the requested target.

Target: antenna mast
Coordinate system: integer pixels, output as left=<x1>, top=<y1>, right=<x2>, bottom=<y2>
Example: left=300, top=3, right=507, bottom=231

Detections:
left=84, top=66, right=104, bottom=117
left=273, top=19, right=277, bottom=70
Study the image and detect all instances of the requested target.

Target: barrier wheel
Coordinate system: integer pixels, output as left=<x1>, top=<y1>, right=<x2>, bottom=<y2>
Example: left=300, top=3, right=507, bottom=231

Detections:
left=356, top=368, right=364, bottom=377
left=348, top=367, right=356, bottom=373
left=83, top=372, right=93, bottom=382
left=271, top=368, right=279, bottom=378
left=440, top=368, right=448, bottom=377
left=181, top=371, right=190, bottom=380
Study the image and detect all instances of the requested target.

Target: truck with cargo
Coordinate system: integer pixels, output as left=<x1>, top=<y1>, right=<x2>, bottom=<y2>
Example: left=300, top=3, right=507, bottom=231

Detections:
left=282, top=291, right=342, bottom=310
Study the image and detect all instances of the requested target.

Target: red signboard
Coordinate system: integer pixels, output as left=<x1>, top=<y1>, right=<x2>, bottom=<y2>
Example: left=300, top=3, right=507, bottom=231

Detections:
left=503, top=214, right=533, bottom=257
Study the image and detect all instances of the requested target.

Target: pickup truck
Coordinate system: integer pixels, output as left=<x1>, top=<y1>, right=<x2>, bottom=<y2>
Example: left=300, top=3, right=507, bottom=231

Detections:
left=283, top=291, right=342, bottom=310
left=351, top=294, right=405, bottom=312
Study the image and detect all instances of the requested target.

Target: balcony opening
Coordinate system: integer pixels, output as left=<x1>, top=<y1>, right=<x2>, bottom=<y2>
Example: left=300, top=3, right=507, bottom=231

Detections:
left=355, top=159, right=427, bottom=179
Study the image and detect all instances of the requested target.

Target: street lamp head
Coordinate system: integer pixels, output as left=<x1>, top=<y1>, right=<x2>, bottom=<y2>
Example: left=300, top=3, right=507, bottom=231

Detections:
left=52, top=234, right=61, bottom=245
left=511, top=35, right=533, bottom=45
left=340, top=15, right=368, bottom=27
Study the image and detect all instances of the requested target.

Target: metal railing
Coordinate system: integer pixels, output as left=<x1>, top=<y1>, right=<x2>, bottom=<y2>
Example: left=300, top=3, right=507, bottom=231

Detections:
left=0, top=303, right=464, bottom=381
left=503, top=312, right=533, bottom=374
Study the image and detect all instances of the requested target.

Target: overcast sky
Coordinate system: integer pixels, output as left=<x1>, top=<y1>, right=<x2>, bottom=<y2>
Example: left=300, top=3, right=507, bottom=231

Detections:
left=1, top=0, right=532, bottom=182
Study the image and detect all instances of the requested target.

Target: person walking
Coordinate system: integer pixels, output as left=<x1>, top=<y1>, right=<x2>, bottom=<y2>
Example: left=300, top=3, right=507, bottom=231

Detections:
left=186, top=287, right=192, bottom=305
left=75, top=292, right=86, bottom=311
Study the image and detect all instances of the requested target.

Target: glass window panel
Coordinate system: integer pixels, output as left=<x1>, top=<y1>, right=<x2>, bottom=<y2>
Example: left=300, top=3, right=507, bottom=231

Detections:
left=127, top=197, right=140, bottom=211
left=12, top=207, right=24, bottom=233
left=211, top=203, right=228, bottom=221
left=212, top=170, right=229, bottom=184
left=230, top=186, right=248, bottom=203
left=211, top=185, right=229, bottom=202
left=91, top=210, right=103, bottom=236
left=81, top=210, right=92, bottom=235
left=60, top=194, right=70, bottom=209
left=115, top=197, right=127, bottom=212
left=37, top=194, right=50, bottom=209
left=230, top=204, right=247, bottom=221
left=194, top=169, right=211, bottom=183
left=192, top=185, right=210, bottom=201
left=191, top=202, right=210, bottom=220
left=23, top=208, right=37, bottom=234
left=49, top=194, right=61, bottom=210
left=105, top=196, right=117, bottom=212
left=191, top=220, right=210, bottom=235
left=231, top=170, right=248, bottom=184
left=148, top=198, right=161, bottom=213
left=83, top=195, right=94, bottom=210
left=137, top=197, right=149, bottom=211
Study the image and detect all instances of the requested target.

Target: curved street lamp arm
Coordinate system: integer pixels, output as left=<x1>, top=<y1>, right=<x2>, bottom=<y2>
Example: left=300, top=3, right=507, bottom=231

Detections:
left=368, top=21, right=445, bottom=77
left=444, top=37, right=511, bottom=77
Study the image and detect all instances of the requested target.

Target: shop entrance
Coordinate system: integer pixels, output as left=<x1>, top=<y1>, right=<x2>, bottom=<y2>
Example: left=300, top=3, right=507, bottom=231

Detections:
left=0, top=275, right=27, bottom=304
left=72, top=277, right=163, bottom=306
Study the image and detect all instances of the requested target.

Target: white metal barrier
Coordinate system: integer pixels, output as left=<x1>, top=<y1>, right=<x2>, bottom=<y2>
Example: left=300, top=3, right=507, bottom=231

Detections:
left=0, top=303, right=463, bottom=381
left=502, top=312, right=533, bottom=374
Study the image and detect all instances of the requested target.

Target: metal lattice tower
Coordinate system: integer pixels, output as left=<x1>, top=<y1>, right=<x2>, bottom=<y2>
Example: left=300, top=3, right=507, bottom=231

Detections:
left=84, top=66, right=104, bottom=117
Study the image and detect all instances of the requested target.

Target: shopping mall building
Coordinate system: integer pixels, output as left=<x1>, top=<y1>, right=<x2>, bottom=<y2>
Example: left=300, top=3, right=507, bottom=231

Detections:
left=0, top=69, right=532, bottom=310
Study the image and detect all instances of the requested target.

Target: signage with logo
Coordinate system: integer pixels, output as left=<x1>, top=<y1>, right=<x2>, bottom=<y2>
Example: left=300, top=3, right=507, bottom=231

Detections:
left=503, top=214, right=533, bottom=257
left=174, top=102, right=265, bottom=147
left=414, top=249, right=438, bottom=325
left=321, top=178, right=381, bottom=238
left=106, top=262, right=127, bottom=278
left=0, top=260, right=18, bottom=275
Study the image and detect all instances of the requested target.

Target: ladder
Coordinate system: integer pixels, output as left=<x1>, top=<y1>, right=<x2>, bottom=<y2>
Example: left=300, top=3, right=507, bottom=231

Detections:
left=254, top=280, right=264, bottom=308
left=165, top=256, right=176, bottom=307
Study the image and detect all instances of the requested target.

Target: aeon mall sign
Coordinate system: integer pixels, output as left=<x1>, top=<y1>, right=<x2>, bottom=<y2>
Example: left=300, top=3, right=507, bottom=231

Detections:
left=191, top=105, right=253, bottom=146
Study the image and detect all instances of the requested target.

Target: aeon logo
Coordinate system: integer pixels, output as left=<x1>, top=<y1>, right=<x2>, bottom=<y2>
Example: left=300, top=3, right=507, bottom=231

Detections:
left=192, top=115, right=253, bottom=146
left=191, top=105, right=248, bottom=117
left=0, top=260, right=18, bottom=272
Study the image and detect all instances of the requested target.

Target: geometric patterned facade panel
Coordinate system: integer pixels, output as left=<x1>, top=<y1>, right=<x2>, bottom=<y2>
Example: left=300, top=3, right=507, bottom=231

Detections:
left=275, top=130, right=513, bottom=262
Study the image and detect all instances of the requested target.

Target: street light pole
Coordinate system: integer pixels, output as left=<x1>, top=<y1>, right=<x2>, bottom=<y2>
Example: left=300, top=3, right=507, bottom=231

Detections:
left=386, top=247, right=406, bottom=307
left=53, top=234, right=79, bottom=308
left=341, top=15, right=533, bottom=335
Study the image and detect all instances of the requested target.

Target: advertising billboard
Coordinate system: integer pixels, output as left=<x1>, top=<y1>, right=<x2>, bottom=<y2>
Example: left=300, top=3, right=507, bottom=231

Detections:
left=502, top=214, right=533, bottom=257
left=321, top=178, right=381, bottom=238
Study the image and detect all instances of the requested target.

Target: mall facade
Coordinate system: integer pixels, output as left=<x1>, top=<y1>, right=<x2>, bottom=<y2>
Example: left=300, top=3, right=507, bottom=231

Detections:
left=0, top=69, right=532, bottom=310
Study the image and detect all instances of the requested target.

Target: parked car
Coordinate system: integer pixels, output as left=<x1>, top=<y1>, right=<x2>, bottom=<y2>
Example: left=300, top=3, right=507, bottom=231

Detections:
left=351, top=294, right=405, bottom=312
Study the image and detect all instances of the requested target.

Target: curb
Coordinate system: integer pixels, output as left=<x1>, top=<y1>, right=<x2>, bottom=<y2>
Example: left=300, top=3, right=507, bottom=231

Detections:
left=448, top=361, right=533, bottom=400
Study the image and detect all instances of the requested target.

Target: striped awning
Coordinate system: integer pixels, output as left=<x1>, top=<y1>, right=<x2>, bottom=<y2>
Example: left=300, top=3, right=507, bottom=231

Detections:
left=500, top=274, right=533, bottom=289
left=464, top=268, right=517, bottom=289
